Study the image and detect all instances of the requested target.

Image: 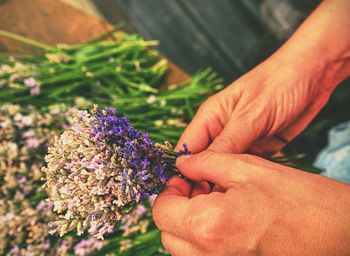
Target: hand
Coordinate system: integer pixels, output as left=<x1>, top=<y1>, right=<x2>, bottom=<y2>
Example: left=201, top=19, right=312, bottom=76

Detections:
left=176, top=0, right=350, bottom=155
left=153, top=151, right=350, bottom=255
left=176, top=55, right=333, bottom=156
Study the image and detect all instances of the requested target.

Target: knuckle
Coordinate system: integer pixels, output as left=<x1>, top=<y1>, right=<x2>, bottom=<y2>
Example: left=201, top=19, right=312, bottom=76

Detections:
left=198, top=150, right=221, bottom=167
left=210, top=128, right=252, bottom=154
left=184, top=199, right=203, bottom=230
left=205, top=95, right=217, bottom=105
left=175, top=156, right=185, bottom=169
left=177, top=149, right=220, bottom=171
left=214, top=134, right=240, bottom=151
left=152, top=199, right=163, bottom=229
left=152, top=207, right=161, bottom=228
left=237, top=153, right=269, bottom=170
left=236, top=153, right=256, bottom=163
left=187, top=200, right=226, bottom=249
left=161, top=232, right=173, bottom=254
left=198, top=96, right=217, bottom=112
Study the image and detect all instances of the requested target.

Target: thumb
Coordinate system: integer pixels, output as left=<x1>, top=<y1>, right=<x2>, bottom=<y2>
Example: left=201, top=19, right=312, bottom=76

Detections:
left=174, top=97, right=224, bottom=153
left=176, top=150, right=265, bottom=188
left=207, top=115, right=262, bottom=153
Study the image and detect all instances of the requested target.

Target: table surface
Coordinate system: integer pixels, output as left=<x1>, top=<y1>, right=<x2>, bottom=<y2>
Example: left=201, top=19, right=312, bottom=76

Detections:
left=0, top=0, right=188, bottom=86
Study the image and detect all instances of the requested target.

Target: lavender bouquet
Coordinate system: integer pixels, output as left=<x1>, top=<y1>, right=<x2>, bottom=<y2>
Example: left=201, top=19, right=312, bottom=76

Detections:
left=0, top=103, right=80, bottom=255
left=0, top=102, right=169, bottom=256
left=42, top=106, right=189, bottom=240
left=0, top=28, right=223, bottom=145
left=0, top=26, right=166, bottom=106
left=0, top=28, right=223, bottom=255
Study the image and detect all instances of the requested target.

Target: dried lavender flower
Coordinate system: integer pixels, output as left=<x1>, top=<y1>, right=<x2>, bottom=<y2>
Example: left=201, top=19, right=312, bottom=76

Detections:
left=74, top=237, right=105, bottom=256
left=0, top=102, right=90, bottom=255
left=24, top=77, right=37, bottom=87
left=120, top=205, right=149, bottom=236
left=42, top=106, right=178, bottom=239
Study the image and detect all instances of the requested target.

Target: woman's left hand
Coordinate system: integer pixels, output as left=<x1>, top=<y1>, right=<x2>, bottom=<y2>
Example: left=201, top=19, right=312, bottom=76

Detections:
left=153, top=151, right=350, bottom=255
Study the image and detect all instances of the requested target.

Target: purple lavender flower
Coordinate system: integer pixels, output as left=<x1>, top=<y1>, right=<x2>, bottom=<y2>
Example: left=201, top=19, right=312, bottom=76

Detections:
left=74, top=237, right=105, bottom=256
left=119, top=204, right=152, bottom=237
left=30, top=87, right=41, bottom=95
left=26, top=138, right=40, bottom=148
left=0, top=102, right=93, bottom=256
left=42, top=106, right=171, bottom=239
left=175, top=143, right=191, bottom=157
left=24, top=77, right=36, bottom=87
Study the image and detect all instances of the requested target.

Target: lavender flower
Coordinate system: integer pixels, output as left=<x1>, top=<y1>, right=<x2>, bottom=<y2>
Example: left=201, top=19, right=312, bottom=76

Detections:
left=0, top=199, right=72, bottom=256
left=45, top=53, right=70, bottom=64
left=120, top=205, right=149, bottom=236
left=74, top=237, right=105, bottom=256
left=0, top=103, right=77, bottom=199
left=0, top=103, right=86, bottom=255
left=176, top=143, right=191, bottom=157
left=24, top=77, right=37, bottom=87
left=30, top=87, right=41, bottom=95
left=42, top=106, right=174, bottom=239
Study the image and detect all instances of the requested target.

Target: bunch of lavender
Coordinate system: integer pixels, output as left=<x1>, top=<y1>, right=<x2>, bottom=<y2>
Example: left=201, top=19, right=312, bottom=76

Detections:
left=0, top=54, right=222, bottom=144
left=0, top=27, right=167, bottom=106
left=114, top=69, right=223, bottom=143
left=93, top=196, right=166, bottom=255
left=0, top=100, right=116, bottom=256
left=42, top=106, right=188, bottom=239
left=0, top=103, right=83, bottom=255
left=74, top=237, right=106, bottom=256
left=0, top=29, right=223, bottom=145
left=0, top=199, right=75, bottom=256
left=0, top=103, right=79, bottom=200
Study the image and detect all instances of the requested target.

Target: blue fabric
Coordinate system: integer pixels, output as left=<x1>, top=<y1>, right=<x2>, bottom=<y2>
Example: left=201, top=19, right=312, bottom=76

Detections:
left=314, top=120, right=350, bottom=183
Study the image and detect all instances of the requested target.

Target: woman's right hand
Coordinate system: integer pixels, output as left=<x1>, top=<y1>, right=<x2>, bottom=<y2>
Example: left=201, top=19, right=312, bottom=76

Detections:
left=176, top=54, right=334, bottom=156
left=176, top=0, right=350, bottom=156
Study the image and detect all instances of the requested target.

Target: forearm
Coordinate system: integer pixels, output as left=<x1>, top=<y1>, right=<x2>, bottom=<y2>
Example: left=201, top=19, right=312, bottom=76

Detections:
left=272, top=0, right=350, bottom=92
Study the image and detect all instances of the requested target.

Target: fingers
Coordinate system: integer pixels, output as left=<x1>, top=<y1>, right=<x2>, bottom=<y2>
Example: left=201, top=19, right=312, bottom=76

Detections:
left=247, top=136, right=288, bottom=156
left=249, top=100, right=327, bottom=156
left=161, top=232, right=205, bottom=256
left=175, top=97, right=224, bottom=153
left=276, top=99, right=326, bottom=143
left=167, top=176, right=192, bottom=197
left=176, top=150, right=271, bottom=187
left=153, top=177, right=191, bottom=239
left=207, top=115, right=261, bottom=153
left=190, top=181, right=211, bottom=197
left=175, top=88, right=264, bottom=154
left=212, top=185, right=226, bottom=193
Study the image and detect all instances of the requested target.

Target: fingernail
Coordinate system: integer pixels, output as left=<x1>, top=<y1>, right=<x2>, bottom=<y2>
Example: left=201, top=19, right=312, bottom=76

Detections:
left=176, top=154, right=191, bottom=164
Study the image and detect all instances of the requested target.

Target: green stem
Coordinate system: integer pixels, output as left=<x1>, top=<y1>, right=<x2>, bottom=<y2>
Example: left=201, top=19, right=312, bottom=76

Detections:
left=162, top=148, right=178, bottom=156
left=83, top=23, right=125, bottom=44
left=0, top=29, right=51, bottom=50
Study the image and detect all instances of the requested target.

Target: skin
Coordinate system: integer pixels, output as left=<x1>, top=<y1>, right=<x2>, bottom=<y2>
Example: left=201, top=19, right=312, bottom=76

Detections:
left=175, top=0, right=350, bottom=156
left=153, top=0, right=350, bottom=255
left=154, top=152, right=350, bottom=255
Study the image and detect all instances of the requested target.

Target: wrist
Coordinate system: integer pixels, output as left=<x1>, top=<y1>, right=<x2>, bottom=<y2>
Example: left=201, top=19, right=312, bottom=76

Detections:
left=321, top=49, right=350, bottom=93
left=270, top=43, right=350, bottom=96
left=268, top=0, right=350, bottom=95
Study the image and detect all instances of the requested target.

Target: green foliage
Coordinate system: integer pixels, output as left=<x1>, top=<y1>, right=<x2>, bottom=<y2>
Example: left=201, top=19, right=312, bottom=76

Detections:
left=0, top=28, right=222, bottom=255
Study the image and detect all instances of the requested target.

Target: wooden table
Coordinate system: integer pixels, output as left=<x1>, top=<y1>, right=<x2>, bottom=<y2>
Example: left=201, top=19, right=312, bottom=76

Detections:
left=0, top=0, right=188, bottom=85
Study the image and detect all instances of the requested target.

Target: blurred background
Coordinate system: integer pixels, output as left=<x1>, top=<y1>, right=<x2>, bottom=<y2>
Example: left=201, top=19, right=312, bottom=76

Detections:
left=65, top=0, right=321, bottom=84
left=0, top=0, right=322, bottom=83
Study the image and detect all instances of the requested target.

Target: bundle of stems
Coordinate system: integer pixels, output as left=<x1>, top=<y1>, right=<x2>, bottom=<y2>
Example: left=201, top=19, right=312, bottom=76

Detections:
left=0, top=28, right=223, bottom=144
left=0, top=27, right=167, bottom=105
left=0, top=27, right=223, bottom=255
